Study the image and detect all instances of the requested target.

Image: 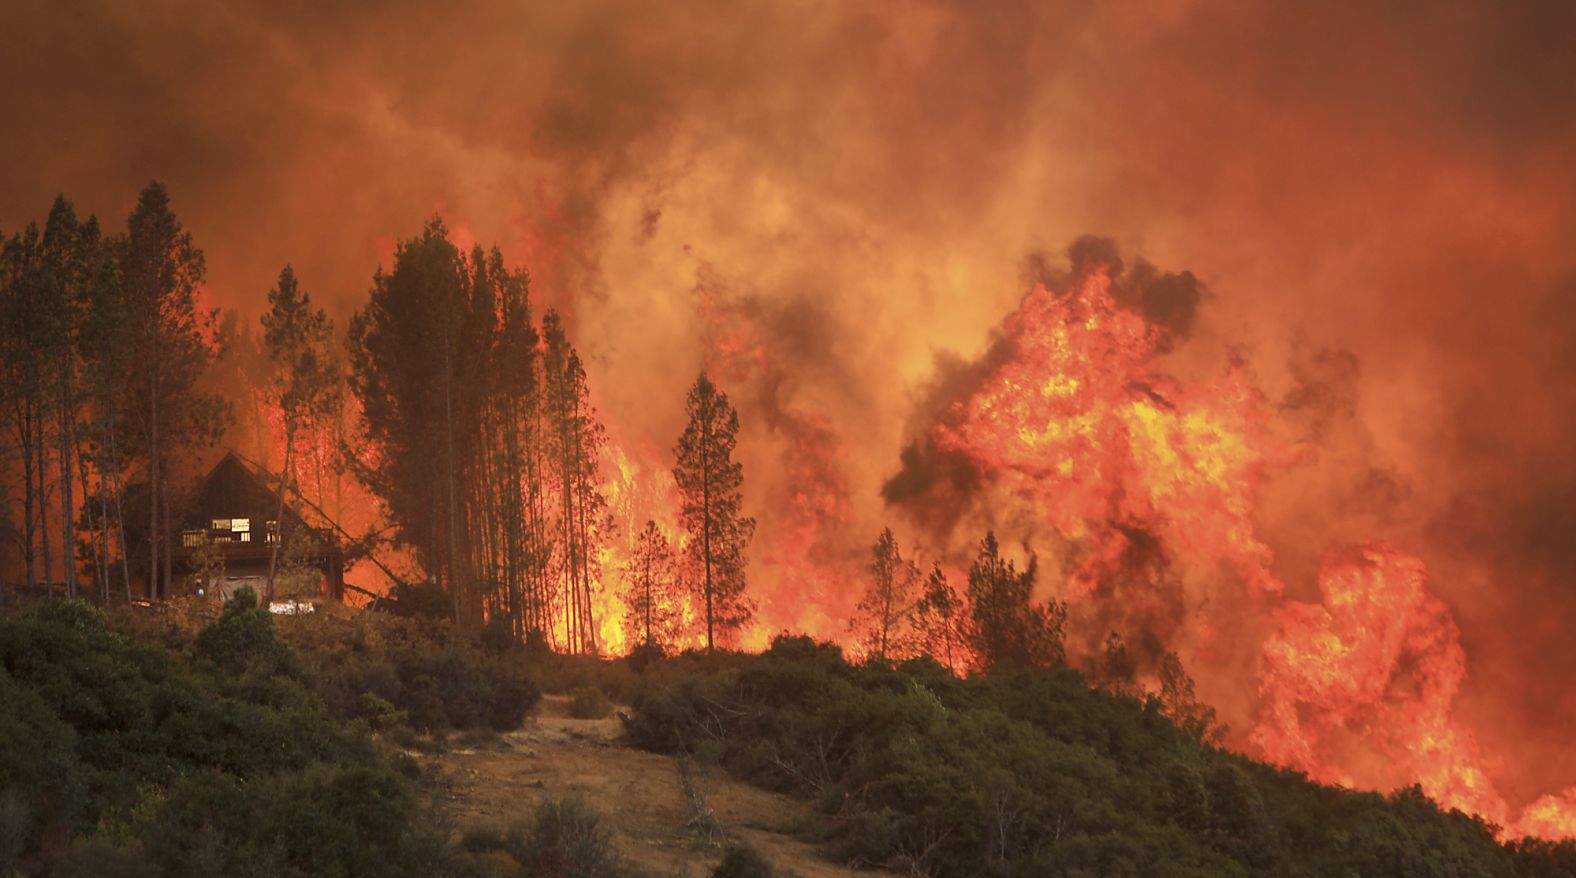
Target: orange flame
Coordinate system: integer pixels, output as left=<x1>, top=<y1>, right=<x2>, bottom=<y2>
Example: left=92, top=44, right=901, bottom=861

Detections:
left=893, top=265, right=1575, bottom=839
left=1253, top=544, right=1576, bottom=837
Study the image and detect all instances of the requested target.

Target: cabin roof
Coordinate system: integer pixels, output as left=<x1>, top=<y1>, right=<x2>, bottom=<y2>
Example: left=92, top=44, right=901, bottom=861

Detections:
left=185, top=451, right=313, bottom=532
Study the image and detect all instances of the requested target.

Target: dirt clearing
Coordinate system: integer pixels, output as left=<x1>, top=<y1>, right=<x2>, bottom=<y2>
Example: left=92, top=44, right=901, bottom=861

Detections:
left=419, top=695, right=895, bottom=877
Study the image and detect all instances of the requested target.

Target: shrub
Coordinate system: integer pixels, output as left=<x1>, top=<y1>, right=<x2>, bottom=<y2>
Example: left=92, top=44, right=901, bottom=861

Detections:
left=568, top=685, right=613, bottom=719
left=625, top=640, right=665, bottom=674
left=192, top=585, right=296, bottom=677
left=0, top=597, right=448, bottom=876
left=627, top=634, right=1539, bottom=878
left=505, top=797, right=623, bottom=878
left=387, top=580, right=452, bottom=620
left=275, top=612, right=541, bottom=735
left=712, top=842, right=774, bottom=878
left=357, top=692, right=407, bottom=731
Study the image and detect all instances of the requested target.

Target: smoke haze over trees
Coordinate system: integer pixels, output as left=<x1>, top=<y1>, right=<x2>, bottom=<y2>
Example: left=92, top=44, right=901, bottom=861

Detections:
left=3, top=0, right=1576, bottom=843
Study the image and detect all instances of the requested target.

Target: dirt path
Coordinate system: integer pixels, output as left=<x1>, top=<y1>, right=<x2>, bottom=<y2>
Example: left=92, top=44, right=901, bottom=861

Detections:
left=420, top=696, right=895, bottom=877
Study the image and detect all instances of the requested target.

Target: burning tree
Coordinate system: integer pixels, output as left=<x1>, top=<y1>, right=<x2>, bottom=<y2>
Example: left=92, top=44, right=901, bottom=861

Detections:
left=849, top=527, right=920, bottom=662
left=673, top=372, right=755, bottom=653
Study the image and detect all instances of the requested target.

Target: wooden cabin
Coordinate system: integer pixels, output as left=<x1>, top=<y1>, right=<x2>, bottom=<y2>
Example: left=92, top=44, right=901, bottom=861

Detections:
left=173, top=452, right=344, bottom=602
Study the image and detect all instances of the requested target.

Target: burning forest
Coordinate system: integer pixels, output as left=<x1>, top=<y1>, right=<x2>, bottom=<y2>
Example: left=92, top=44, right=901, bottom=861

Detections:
left=2, top=1, right=1576, bottom=874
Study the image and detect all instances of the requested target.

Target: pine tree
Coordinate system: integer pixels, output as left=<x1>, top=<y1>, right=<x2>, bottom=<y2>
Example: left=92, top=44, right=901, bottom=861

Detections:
left=541, top=310, right=608, bottom=654
left=673, top=372, right=755, bottom=653
left=260, top=265, right=338, bottom=601
left=964, top=532, right=1066, bottom=673
left=1098, top=631, right=1139, bottom=697
left=38, top=197, right=98, bottom=599
left=75, top=212, right=134, bottom=602
left=0, top=222, right=48, bottom=591
left=487, top=252, right=546, bottom=640
left=349, top=219, right=481, bottom=618
left=624, top=519, right=681, bottom=653
left=914, top=562, right=963, bottom=673
left=1159, top=651, right=1224, bottom=743
left=850, top=527, right=920, bottom=662
left=120, top=181, right=227, bottom=599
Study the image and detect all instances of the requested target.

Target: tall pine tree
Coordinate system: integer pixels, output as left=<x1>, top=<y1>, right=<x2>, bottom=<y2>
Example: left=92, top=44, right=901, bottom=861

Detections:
left=623, top=519, right=681, bottom=654
left=673, top=372, right=754, bottom=653
left=542, top=309, right=608, bottom=654
left=349, top=219, right=477, bottom=617
left=964, top=532, right=1067, bottom=673
left=38, top=197, right=98, bottom=598
left=850, top=527, right=919, bottom=662
left=260, top=265, right=338, bottom=600
left=120, top=182, right=227, bottom=599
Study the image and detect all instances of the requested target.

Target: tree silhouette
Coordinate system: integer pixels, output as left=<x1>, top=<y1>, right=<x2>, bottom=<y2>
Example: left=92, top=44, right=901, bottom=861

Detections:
left=260, top=265, right=338, bottom=601
left=120, top=182, right=227, bottom=599
left=673, top=373, right=754, bottom=653
left=914, top=562, right=964, bottom=674
left=850, top=527, right=920, bottom=662
left=542, top=309, right=609, bottom=654
left=964, top=532, right=1066, bottom=673
left=349, top=219, right=479, bottom=618
left=624, top=519, right=681, bottom=653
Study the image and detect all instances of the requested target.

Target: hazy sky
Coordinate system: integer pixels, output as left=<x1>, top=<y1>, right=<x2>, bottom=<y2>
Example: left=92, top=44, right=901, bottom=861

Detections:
left=4, top=0, right=1575, bottom=801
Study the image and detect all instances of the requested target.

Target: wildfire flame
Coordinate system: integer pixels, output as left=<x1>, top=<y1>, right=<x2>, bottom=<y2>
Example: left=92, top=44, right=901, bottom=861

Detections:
left=886, top=262, right=1576, bottom=839
left=909, top=266, right=1281, bottom=663
left=1254, top=545, right=1576, bottom=838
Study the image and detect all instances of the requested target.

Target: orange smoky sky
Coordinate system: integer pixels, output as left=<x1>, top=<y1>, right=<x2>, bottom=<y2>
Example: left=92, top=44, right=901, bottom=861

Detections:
left=3, top=0, right=1576, bottom=806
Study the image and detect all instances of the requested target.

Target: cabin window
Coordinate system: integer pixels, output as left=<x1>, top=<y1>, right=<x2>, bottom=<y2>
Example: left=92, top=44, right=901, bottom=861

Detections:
left=207, top=518, right=252, bottom=543
left=266, top=521, right=280, bottom=545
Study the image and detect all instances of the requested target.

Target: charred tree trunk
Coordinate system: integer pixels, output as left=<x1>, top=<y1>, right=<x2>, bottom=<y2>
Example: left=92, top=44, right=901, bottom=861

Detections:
left=17, top=395, right=37, bottom=590
left=58, top=350, right=76, bottom=598
left=38, top=407, right=53, bottom=596
left=108, top=404, right=131, bottom=603
left=148, top=355, right=160, bottom=601
left=266, top=427, right=294, bottom=603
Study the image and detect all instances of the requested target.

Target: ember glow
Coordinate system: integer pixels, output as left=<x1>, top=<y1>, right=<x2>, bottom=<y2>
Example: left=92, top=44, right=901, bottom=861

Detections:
left=3, top=0, right=1574, bottom=844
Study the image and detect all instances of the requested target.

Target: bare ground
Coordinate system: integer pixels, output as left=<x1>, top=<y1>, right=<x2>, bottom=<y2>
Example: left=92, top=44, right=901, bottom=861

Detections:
left=418, top=695, right=896, bottom=878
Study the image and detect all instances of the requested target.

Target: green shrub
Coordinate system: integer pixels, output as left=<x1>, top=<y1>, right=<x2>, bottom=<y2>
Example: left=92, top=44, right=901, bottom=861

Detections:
left=628, top=634, right=1550, bottom=878
left=276, top=612, right=541, bottom=735
left=712, top=842, right=773, bottom=878
left=0, top=598, right=447, bottom=876
left=357, top=691, right=407, bottom=731
left=387, top=580, right=453, bottom=620
left=505, top=797, right=623, bottom=878
left=568, top=685, right=613, bottom=719
left=192, top=585, right=297, bottom=678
